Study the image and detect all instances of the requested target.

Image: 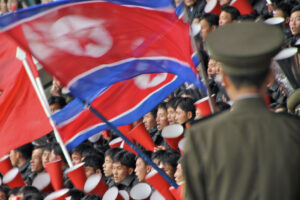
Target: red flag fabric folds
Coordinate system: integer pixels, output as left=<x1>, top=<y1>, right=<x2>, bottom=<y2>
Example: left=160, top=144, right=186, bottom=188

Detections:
left=0, top=34, right=52, bottom=157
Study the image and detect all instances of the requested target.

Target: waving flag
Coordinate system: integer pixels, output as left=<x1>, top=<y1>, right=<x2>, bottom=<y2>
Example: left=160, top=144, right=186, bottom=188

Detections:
left=0, top=0, right=205, bottom=150
left=0, top=34, right=52, bottom=157
left=53, top=73, right=183, bottom=150
left=1, top=0, right=203, bottom=102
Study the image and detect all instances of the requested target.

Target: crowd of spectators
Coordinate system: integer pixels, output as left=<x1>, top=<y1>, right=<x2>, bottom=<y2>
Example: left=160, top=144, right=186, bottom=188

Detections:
left=0, top=0, right=300, bottom=199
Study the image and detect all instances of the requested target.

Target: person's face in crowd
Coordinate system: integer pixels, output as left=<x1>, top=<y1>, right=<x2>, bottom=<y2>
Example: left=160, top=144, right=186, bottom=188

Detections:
left=219, top=0, right=231, bottom=6
left=273, top=9, right=284, bottom=18
left=208, top=59, right=217, bottom=79
left=30, top=148, right=44, bottom=173
left=156, top=108, right=169, bottom=131
left=103, top=156, right=113, bottom=177
left=152, top=158, right=160, bottom=166
left=17, top=192, right=24, bottom=200
left=112, top=162, right=132, bottom=183
left=0, top=0, right=8, bottom=14
left=289, top=11, right=300, bottom=36
left=167, top=107, right=176, bottom=125
left=200, top=19, right=215, bottom=41
left=208, top=59, right=222, bottom=80
left=162, top=163, right=175, bottom=180
left=8, top=194, right=17, bottom=200
left=175, top=107, right=192, bottom=125
left=49, top=150, right=60, bottom=162
left=84, top=166, right=100, bottom=178
left=42, top=149, right=51, bottom=168
left=195, top=108, right=202, bottom=120
left=0, top=191, right=7, bottom=200
left=143, top=112, right=156, bottom=130
left=266, top=2, right=275, bottom=14
left=183, top=0, right=196, bottom=7
left=273, top=9, right=289, bottom=24
left=9, top=150, right=18, bottom=167
left=219, top=11, right=232, bottom=26
left=174, top=163, right=184, bottom=184
left=192, top=18, right=200, bottom=24
left=50, top=103, right=61, bottom=113
left=135, top=158, right=150, bottom=182
left=71, top=152, right=82, bottom=166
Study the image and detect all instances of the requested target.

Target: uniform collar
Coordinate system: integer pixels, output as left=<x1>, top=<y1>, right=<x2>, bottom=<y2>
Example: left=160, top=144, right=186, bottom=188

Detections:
left=231, top=96, right=267, bottom=113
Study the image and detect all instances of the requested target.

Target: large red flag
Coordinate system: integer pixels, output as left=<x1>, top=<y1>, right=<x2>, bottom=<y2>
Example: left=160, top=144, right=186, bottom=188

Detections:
left=0, top=34, right=52, bottom=157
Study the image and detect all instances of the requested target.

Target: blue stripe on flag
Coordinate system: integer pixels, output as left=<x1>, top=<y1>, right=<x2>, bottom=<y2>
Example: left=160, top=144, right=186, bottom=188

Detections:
left=52, top=98, right=86, bottom=126
left=192, top=52, right=200, bottom=67
left=52, top=75, right=184, bottom=151
left=67, top=58, right=198, bottom=103
left=175, top=2, right=184, bottom=18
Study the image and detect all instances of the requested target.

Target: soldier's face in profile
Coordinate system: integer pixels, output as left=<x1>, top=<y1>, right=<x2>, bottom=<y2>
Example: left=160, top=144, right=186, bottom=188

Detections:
left=289, top=11, right=300, bottom=35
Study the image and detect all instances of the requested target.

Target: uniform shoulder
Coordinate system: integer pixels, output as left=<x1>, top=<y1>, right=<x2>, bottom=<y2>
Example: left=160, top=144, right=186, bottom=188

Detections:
left=190, top=109, right=229, bottom=127
left=274, top=111, right=300, bottom=120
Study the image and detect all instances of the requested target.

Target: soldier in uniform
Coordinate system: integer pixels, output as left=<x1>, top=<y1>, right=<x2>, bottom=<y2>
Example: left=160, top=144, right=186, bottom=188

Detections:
left=183, top=22, right=300, bottom=200
left=287, top=88, right=300, bottom=115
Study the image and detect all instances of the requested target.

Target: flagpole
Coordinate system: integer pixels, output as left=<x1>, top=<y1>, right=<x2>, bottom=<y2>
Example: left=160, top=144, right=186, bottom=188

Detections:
left=82, top=100, right=179, bottom=189
left=183, top=7, right=216, bottom=113
left=16, top=47, right=74, bottom=168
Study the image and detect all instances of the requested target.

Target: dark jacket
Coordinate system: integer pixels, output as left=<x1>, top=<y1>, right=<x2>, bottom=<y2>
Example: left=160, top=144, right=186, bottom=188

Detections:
left=114, top=173, right=138, bottom=193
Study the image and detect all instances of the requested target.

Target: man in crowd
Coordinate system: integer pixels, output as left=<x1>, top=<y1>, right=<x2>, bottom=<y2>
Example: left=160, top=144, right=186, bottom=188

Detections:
left=199, top=13, right=219, bottom=42
left=83, top=155, right=104, bottom=178
left=103, top=147, right=122, bottom=187
left=183, top=22, right=300, bottom=199
left=9, top=143, right=33, bottom=185
left=112, top=150, right=138, bottom=193
left=134, top=151, right=152, bottom=182
left=28, top=145, right=45, bottom=184
left=219, top=5, right=240, bottom=26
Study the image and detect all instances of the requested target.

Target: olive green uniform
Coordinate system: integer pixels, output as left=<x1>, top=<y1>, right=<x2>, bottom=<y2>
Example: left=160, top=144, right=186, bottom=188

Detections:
left=183, top=97, right=300, bottom=200
left=183, top=22, right=300, bottom=200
